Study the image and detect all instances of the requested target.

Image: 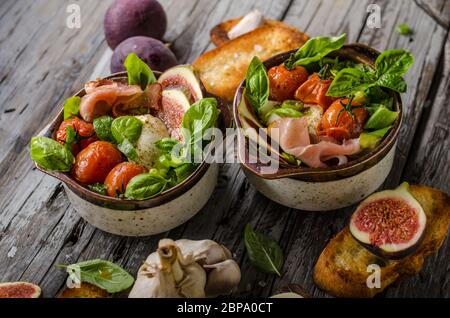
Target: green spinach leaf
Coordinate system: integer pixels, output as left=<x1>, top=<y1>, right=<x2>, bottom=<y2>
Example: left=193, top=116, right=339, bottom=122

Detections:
left=244, top=224, right=284, bottom=277
left=124, top=53, right=156, bottom=90
left=30, top=136, right=74, bottom=172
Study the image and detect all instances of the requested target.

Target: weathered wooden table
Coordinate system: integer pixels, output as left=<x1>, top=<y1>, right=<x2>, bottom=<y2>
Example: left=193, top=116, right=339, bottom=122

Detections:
left=0, top=0, right=449, bottom=298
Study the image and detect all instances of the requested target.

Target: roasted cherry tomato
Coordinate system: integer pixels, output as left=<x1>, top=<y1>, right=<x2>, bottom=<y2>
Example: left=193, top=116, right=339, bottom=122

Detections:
left=268, top=64, right=309, bottom=101
left=294, top=73, right=335, bottom=110
left=71, top=141, right=124, bottom=184
left=56, top=117, right=97, bottom=155
left=104, top=162, right=147, bottom=197
left=318, top=98, right=368, bottom=141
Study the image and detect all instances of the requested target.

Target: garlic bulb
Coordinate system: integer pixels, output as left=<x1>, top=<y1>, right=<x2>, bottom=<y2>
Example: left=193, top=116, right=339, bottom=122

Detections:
left=129, top=239, right=241, bottom=298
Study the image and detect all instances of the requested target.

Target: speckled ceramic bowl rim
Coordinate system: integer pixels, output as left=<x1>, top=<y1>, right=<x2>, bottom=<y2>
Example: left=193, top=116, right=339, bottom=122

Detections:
left=233, top=43, right=403, bottom=181
left=35, top=71, right=231, bottom=210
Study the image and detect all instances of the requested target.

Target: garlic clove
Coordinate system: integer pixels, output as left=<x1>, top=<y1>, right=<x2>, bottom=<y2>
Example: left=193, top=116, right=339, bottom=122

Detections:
left=204, top=259, right=241, bottom=297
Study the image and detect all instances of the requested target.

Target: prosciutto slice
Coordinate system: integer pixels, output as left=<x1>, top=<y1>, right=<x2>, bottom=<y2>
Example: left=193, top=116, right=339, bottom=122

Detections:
left=269, top=117, right=361, bottom=168
left=79, top=81, right=143, bottom=122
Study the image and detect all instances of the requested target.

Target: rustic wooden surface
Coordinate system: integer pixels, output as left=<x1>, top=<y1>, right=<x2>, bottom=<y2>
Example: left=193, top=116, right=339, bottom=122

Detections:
left=0, top=0, right=449, bottom=298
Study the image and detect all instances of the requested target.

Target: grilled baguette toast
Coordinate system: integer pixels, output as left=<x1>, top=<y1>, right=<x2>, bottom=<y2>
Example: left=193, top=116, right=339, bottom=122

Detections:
left=314, top=185, right=450, bottom=298
left=193, top=20, right=308, bottom=101
left=210, top=18, right=294, bottom=47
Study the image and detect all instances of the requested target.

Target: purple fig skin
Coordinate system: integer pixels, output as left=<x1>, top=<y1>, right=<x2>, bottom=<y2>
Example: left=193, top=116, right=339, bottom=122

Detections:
left=350, top=229, right=425, bottom=260
left=111, top=36, right=178, bottom=73
left=104, top=0, right=167, bottom=49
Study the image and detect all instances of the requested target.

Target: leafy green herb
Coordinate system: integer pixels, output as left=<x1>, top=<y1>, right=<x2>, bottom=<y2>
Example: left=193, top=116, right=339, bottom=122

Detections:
left=63, top=96, right=81, bottom=120
left=155, top=138, right=180, bottom=153
left=181, top=97, right=220, bottom=145
left=170, top=163, right=198, bottom=185
left=87, top=183, right=107, bottom=195
left=64, top=126, right=77, bottom=152
left=93, top=116, right=114, bottom=142
left=111, top=116, right=142, bottom=160
left=327, top=49, right=413, bottom=97
left=57, top=259, right=134, bottom=293
left=117, top=138, right=138, bottom=161
left=125, top=171, right=169, bottom=200
left=244, top=224, right=284, bottom=277
left=397, top=23, right=412, bottom=36
left=244, top=56, right=270, bottom=112
left=111, top=116, right=143, bottom=144
left=364, top=106, right=398, bottom=130
left=30, top=136, right=74, bottom=172
left=124, top=53, right=156, bottom=90
left=284, top=33, right=346, bottom=69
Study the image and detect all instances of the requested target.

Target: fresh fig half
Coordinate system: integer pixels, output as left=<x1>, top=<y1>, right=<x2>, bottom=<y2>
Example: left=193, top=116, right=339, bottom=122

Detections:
left=158, top=65, right=203, bottom=103
left=0, top=282, right=42, bottom=298
left=349, top=182, right=427, bottom=259
left=159, top=89, right=191, bottom=140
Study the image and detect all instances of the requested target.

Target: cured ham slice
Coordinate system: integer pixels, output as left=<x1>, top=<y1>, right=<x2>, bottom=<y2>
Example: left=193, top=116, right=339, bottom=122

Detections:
left=269, top=117, right=361, bottom=168
left=80, top=81, right=143, bottom=122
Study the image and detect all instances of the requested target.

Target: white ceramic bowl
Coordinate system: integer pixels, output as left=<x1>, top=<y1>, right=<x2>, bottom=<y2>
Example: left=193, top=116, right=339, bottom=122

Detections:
left=233, top=44, right=402, bottom=211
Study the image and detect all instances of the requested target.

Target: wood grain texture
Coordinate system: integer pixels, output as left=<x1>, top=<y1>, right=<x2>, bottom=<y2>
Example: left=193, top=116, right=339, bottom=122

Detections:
left=0, top=0, right=448, bottom=298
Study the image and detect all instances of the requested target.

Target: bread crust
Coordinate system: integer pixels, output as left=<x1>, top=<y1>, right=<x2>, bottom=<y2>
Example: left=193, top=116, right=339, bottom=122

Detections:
left=313, top=185, right=450, bottom=298
left=194, top=20, right=308, bottom=101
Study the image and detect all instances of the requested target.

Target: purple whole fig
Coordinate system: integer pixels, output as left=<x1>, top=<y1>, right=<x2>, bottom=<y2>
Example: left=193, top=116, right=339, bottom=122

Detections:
left=111, top=36, right=178, bottom=73
left=104, top=0, right=167, bottom=49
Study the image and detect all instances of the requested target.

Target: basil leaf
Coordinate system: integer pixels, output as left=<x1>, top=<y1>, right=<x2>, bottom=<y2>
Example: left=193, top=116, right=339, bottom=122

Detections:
left=30, top=136, right=74, bottom=172
left=63, top=96, right=81, bottom=120
left=181, top=97, right=220, bottom=144
left=326, top=68, right=373, bottom=97
left=93, top=116, right=114, bottom=142
left=375, top=49, right=413, bottom=78
left=360, top=126, right=392, bottom=149
left=244, top=224, right=284, bottom=277
left=244, top=56, right=269, bottom=112
left=158, top=152, right=185, bottom=169
left=59, top=259, right=134, bottom=293
left=117, top=138, right=138, bottom=161
left=397, top=23, right=412, bottom=36
left=88, top=183, right=107, bottom=195
left=124, top=53, right=156, bottom=90
left=125, top=171, right=168, bottom=200
left=64, top=126, right=77, bottom=152
left=155, top=138, right=180, bottom=153
left=111, top=116, right=143, bottom=144
left=171, top=163, right=198, bottom=185
left=284, top=33, right=346, bottom=69
left=376, top=73, right=407, bottom=93
left=365, top=106, right=398, bottom=130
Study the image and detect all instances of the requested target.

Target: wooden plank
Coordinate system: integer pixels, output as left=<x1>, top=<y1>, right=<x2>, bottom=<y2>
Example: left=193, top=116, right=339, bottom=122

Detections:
left=271, top=0, right=450, bottom=297
left=0, top=0, right=448, bottom=299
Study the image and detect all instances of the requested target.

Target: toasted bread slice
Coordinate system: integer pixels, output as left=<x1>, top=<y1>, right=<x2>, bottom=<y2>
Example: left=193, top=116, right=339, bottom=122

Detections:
left=313, top=185, right=450, bottom=298
left=210, top=18, right=295, bottom=47
left=194, top=22, right=308, bottom=101
left=58, top=283, right=108, bottom=298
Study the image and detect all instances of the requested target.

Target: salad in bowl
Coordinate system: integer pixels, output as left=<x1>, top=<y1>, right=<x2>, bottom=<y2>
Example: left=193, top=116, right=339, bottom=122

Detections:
left=30, top=54, right=230, bottom=236
left=235, top=34, right=413, bottom=210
